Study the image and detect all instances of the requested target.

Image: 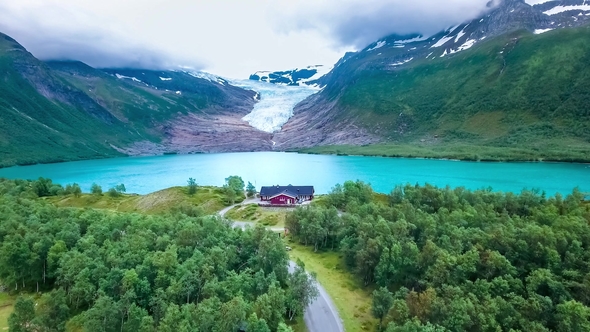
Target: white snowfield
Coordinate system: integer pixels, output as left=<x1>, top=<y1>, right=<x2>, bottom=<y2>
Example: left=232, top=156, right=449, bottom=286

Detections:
left=543, top=5, right=590, bottom=15
left=159, top=77, right=172, bottom=81
left=188, top=71, right=227, bottom=86
left=534, top=28, right=554, bottom=34
left=251, top=65, right=331, bottom=88
left=368, top=40, right=386, bottom=51
left=431, top=34, right=454, bottom=48
left=115, top=73, right=142, bottom=83
left=391, top=58, right=413, bottom=66
left=231, top=79, right=320, bottom=133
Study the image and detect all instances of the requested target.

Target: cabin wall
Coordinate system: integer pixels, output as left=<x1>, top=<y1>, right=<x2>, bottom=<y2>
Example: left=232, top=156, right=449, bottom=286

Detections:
left=270, top=195, right=296, bottom=205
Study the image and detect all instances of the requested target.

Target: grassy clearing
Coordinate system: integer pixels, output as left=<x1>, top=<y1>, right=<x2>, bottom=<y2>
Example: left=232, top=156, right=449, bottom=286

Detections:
left=226, top=204, right=288, bottom=227
left=46, top=186, right=233, bottom=215
left=0, top=293, right=17, bottom=330
left=298, top=141, right=590, bottom=163
left=286, top=241, right=377, bottom=332
left=287, top=316, right=308, bottom=332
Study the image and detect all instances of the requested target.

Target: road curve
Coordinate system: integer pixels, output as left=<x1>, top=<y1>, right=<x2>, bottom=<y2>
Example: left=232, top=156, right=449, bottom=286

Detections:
left=219, top=202, right=344, bottom=332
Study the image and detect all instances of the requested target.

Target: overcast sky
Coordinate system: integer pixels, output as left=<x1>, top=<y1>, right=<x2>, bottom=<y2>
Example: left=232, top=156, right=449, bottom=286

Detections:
left=0, top=0, right=496, bottom=78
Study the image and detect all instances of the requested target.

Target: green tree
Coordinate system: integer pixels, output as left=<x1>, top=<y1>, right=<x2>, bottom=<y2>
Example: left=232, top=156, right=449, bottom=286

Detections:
left=90, top=183, right=102, bottom=195
left=33, top=177, right=52, bottom=197
left=556, top=300, right=590, bottom=332
left=8, top=297, right=36, bottom=332
left=108, top=187, right=121, bottom=197
left=83, top=295, right=119, bottom=332
left=277, top=322, right=294, bottom=332
left=34, top=289, right=70, bottom=332
left=225, top=175, right=245, bottom=196
left=372, top=287, right=394, bottom=331
left=286, top=260, right=319, bottom=321
left=247, top=313, right=271, bottom=332
left=187, top=178, right=197, bottom=195
left=217, top=296, right=248, bottom=332
left=71, top=183, right=82, bottom=197
left=115, top=183, right=126, bottom=193
left=224, top=185, right=238, bottom=205
left=247, top=182, right=257, bottom=198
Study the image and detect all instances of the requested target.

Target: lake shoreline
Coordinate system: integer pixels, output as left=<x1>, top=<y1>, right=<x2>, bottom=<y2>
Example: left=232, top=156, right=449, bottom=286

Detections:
left=0, top=151, right=587, bottom=197
left=3, top=147, right=590, bottom=171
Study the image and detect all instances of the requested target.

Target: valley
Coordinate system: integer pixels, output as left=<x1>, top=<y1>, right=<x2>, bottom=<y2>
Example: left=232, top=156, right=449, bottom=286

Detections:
left=2, top=0, right=590, bottom=166
left=2, top=1, right=590, bottom=330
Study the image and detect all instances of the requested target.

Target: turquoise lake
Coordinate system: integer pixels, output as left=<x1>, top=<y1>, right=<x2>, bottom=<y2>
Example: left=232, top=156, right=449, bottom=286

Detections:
left=0, top=152, right=588, bottom=196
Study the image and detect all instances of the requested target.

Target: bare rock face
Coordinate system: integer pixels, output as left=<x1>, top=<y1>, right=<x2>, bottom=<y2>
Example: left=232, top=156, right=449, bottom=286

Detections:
left=114, top=105, right=273, bottom=155
left=161, top=110, right=273, bottom=153
left=272, top=94, right=381, bottom=150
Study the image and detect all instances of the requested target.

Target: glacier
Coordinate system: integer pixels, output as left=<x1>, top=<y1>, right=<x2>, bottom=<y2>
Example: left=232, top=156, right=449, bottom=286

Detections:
left=231, top=79, right=319, bottom=133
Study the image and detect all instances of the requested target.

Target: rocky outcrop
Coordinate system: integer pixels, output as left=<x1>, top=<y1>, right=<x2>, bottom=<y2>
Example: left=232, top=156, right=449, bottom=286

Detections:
left=272, top=94, right=380, bottom=149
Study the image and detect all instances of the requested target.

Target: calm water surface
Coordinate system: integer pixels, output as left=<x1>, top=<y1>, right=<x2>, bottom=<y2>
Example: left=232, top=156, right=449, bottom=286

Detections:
left=0, top=152, right=588, bottom=195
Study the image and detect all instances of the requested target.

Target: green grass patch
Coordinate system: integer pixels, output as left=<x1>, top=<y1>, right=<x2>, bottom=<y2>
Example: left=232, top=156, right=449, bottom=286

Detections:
left=286, top=316, right=308, bottom=332
left=0, top=293, right=17, bottom=330
left=298, top=141, right=590, bottom=163
left=286, top=241, right=377, bottom=332
left=226, top=204, right=288, bottom=227
left=46, top=186, right=231, bottom=215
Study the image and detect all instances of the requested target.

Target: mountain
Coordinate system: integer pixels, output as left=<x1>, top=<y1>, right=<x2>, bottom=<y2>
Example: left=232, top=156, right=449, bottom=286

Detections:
left=0, top=32, right=271, bottom=167
left=273, top=0, right=590, bottom=161
left=249, top=65, right=331, bottom=86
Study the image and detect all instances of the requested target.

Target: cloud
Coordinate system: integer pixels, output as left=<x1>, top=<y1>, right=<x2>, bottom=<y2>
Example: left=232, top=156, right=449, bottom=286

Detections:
left=0, top=1, right=205, bottom=70
left=272, top=0, right=495, bottom=49
left=0, top=0, right=498, bottom=77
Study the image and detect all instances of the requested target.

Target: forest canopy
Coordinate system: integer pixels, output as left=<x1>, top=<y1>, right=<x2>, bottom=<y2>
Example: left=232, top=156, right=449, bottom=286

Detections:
left=0, top=178, right=316, bottom=332
left=287, top=181, right=590, bottom=331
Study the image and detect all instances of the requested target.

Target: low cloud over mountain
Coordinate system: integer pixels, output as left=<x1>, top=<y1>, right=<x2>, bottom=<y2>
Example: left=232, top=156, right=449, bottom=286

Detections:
left=272, top=0, right=494, bottom=48
left=0, top=1, right=205, bottom=70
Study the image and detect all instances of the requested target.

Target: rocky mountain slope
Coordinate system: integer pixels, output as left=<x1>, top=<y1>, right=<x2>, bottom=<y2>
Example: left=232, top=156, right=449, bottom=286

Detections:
left=274, top=0, right=590, bottom=160
left=0, top=33, right=271, bottom=167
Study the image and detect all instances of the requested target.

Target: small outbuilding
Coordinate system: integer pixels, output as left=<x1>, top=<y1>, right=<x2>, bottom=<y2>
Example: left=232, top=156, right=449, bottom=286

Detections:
left=260, top=185, right=315, bottom=205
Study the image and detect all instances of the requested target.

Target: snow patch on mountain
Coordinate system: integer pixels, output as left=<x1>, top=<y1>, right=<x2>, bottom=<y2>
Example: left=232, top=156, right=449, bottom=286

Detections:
left=534, top=28, right=554, bottom=34
left=115, top=74, right=142, bottom=83
left=368, top=41, right=386, bottom=51
left=249, top=65, right=331, bottom=87
left=455, top=25, right=469, bottom=42
left=544, top=5, right=590, bottom=15
left=188, top=71, right=227, bottom=86
left=231, top=80, right=319, bottom=133
left=525, top=0, right=553, bottom=4
left=159, top=77, right=172, bottom=81
left=449, top=39, right=477, bottom=54
left=391, top=58, right=413, bottom=66
left=431, top=35, right=455, bottom=48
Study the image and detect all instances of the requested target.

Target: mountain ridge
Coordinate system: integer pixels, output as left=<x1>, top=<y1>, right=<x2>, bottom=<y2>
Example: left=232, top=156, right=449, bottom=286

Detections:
left=2, top=0, right=590, bottom=165
left=271, top=0, right=590, bottom=161
left=0, top=33, right=273, bottom=167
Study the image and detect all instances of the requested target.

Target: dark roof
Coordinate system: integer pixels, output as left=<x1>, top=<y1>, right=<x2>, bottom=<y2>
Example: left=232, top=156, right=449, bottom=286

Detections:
left=260, top=185, right=314, bottom=198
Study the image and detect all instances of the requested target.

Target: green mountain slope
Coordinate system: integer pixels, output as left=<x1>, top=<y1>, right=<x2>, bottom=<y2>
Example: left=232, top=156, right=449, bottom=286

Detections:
left=0, top=33, right=260, bottom=168
left=0, top=34, right=132, bottom=167
left=287, top=27, right=590, bottom=161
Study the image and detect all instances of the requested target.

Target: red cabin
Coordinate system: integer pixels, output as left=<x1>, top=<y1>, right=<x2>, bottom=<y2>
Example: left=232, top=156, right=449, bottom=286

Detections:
left=260, top=185, right=315, bottom=205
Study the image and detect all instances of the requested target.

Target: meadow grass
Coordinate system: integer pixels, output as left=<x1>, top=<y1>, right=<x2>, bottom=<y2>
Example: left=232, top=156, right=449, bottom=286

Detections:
left=287, top=241, right=377, bottom=332
left=46, top=186, right=232, bottom=215
left=226, top=204, right=289, bottom=227
left=0, top=293, right=16, bottom=331
left=297, top=141, right=590, bottom=163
